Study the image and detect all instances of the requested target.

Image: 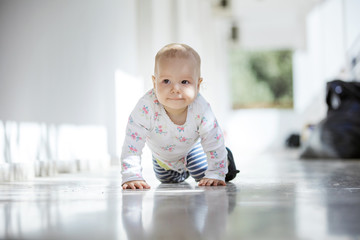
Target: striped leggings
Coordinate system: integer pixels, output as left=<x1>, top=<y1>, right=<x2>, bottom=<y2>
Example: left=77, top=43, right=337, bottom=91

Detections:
left=152, top=142, right=208, bottom=183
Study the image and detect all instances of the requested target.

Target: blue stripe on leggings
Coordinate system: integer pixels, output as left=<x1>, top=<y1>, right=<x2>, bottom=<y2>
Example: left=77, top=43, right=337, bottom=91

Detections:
left=187, top=149, right=203, bottom=158
left=152, top=156, right=188, bottom=183
left=185, top=143, right=207, bottom=181
left=190, top=167, right=207, bottom=176
left=187, top=156, right=207, bottom=166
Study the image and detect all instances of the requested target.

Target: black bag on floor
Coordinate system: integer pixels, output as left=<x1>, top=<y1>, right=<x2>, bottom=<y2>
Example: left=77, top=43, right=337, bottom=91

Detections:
left=300, top=79, right=360, bottom=159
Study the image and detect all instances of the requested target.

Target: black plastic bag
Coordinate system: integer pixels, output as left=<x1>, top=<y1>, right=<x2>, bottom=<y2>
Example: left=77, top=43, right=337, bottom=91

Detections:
left=300, top=79, right=360, bottom=159
left=285, top=133, right=301, bottom=148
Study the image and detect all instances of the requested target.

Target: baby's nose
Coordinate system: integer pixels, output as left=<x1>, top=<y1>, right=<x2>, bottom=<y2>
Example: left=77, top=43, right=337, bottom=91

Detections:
left=172, top=83, right=181, bottom=92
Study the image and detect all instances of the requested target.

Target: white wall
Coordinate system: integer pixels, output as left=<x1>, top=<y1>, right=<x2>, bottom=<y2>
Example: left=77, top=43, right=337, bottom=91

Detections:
left=0, top=0, right=231, bottom=163
left=227, top=0, right=360, bottom=161
left=344, top=0, right=360, bottom=51
left=0, top=0, right=138, bottom=159
left=1, top=0, right=359, bottom=166
left=344, top=0, right=360, bottom=79
left=293, top=0, right=360, bottom=121
left=294, top=0, right=345, bottom=117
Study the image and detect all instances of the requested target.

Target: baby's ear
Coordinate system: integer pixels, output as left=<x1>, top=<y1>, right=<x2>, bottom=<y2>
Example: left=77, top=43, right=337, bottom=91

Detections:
left=198, top=78, right=203, bottom=89
left=152, top=75, right=156, bottom=88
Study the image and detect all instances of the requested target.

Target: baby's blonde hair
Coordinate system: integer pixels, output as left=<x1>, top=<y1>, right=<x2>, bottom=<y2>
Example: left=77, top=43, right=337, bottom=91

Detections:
left=154, top=43, right=201, bottom=76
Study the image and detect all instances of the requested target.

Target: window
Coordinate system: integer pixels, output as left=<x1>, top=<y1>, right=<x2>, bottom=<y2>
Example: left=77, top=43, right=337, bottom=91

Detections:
left=230, top=48, right=293, bottom=109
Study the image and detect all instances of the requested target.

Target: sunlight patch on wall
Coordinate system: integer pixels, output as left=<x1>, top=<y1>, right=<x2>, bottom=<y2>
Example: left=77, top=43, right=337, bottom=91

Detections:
left=115, top=70, right=145, bottom=157
left=0, top=120, right=110, bottom=181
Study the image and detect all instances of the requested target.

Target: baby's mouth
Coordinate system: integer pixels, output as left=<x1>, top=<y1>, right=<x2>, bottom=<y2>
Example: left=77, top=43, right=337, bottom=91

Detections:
left=168, top=98, right=184, bottom=101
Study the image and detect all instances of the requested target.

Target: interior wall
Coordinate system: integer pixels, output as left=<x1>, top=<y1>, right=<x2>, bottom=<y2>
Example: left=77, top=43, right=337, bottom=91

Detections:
left=227, top=0, right=360, bottom=160
left=293, top=0, right=345, bottom=118
left=285, top=0, right=360, bottom=145
left=1, top=0, right=358, bottom=166
left=0, top=0, right=138, bottom=159
left=344, top=0, right=360, bottom=51
left=344, top=0, right=360, bottom=79
left=293, top=0, right=360, bottom=123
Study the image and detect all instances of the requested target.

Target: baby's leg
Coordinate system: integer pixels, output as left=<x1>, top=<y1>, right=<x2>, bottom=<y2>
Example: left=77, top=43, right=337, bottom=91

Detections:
left=186, top=142, right=208, bottom=181
left=152, top=157, right=189, bottom=183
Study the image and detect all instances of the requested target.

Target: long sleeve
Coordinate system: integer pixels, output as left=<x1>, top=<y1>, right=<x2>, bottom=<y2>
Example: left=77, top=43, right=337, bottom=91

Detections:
left=121, top=98, right=153, bottom=184
left=198, top=105, right=228, bottom=181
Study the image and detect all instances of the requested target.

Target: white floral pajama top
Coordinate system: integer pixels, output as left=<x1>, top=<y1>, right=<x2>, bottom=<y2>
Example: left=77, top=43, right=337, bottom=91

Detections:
left=121, top=89, right=228, bottom=184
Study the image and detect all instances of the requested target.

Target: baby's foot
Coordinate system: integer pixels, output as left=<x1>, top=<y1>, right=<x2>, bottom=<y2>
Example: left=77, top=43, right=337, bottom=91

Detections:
left=225, top=147, right=240, bottom=182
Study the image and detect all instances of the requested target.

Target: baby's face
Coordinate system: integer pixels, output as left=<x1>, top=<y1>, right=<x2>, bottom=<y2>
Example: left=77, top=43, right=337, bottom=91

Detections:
left=152, top=56, right=202, bottom=114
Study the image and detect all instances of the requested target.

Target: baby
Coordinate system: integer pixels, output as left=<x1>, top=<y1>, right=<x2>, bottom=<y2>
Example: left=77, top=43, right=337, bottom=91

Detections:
left=121, top=43, right=239, bottom=189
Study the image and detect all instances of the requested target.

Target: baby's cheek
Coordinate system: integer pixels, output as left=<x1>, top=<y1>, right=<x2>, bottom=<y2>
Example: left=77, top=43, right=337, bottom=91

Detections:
left=155, top=88, right=167, bottom=102
left=183, top=87, right=197, bottom=99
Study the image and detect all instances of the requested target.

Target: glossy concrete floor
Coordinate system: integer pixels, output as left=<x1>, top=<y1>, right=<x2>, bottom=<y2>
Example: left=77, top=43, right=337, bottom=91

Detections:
left=1, top=149, right=360, bottom=240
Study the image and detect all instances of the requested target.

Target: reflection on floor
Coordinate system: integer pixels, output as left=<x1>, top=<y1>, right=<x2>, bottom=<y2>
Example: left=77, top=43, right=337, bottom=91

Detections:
left=1, top=149, right=360, bottom=240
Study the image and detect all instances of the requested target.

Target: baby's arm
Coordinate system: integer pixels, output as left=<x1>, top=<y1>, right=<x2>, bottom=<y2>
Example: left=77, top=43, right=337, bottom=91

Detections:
left=122, top=180, right=151, bottom=190
left=197, top=105, right=228, bottom=186
left=121, top=97, right=153, bottom=188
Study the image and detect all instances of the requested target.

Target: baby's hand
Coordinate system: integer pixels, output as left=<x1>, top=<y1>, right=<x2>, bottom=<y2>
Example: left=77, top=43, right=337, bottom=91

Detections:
left=122, top=180, right=151, bottom=190
left=198, top=178, right=226, bottom=186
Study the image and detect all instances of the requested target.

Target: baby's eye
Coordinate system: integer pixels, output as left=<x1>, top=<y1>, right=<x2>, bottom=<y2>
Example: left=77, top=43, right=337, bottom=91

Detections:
left=163, top=79, right=170, bottom=84
left=181, top=80, right=189, bottom=84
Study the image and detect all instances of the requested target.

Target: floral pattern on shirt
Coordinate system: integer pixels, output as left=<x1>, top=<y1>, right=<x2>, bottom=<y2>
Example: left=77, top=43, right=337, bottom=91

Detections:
left=161, top=144, right=176, bottom=152
left=177, top=126, right=185, bottom=132
left=215, top=133, right=222, bottom=141
left=141, top=105, right=150, bottom=115
left=216, top=159, right=225, bottom=169
left=128, top=145, right=138, bottom=154
left=122, top=162, right=131, bottom=171
left=176, top=136, right=191, bottom=143
left=155, top=125, right=167, bottom=135
left=154, top=112, right=160, bottom=121
left=127, top=130, right=142, bottom=142
left=128, top=116, right=134, bottom=124
left=148, top=89, right=155, bottom=96
left=209, top=151, right=218, bottom=159
left=201, top=117, right=207, bottom=126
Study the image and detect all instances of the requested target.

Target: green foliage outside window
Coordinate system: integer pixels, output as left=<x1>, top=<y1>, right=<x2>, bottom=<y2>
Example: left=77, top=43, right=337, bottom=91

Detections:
left=230, top=48, right=293, bottom=109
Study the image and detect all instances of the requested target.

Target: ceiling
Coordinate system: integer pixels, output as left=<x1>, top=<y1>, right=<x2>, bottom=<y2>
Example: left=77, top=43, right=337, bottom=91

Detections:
left=213, top=0, right=324, bottom=50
